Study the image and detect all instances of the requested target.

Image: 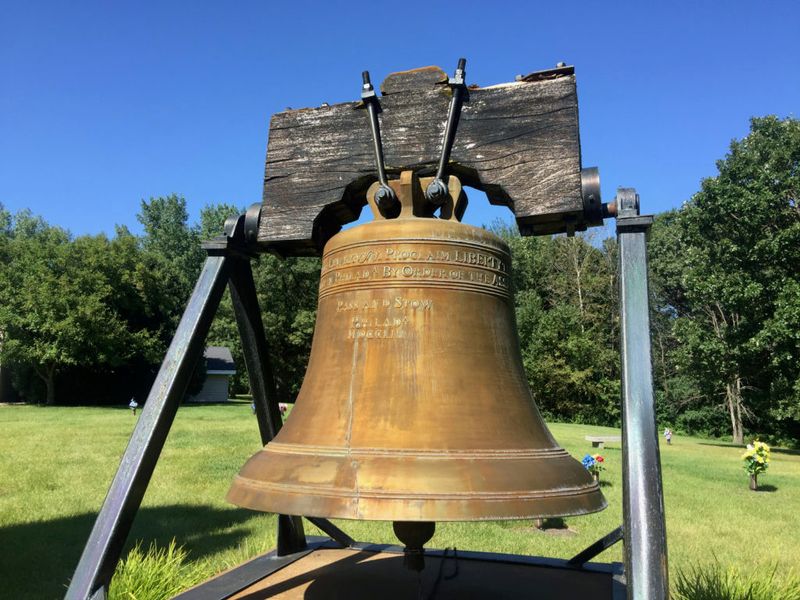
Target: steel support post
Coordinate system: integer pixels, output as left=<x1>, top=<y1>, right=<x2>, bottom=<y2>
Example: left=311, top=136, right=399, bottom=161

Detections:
left=228, top=256, right=307, bottom=556
left=66, top=254, right=232, bottom=600
left=616, top=188, right=669, bottom=600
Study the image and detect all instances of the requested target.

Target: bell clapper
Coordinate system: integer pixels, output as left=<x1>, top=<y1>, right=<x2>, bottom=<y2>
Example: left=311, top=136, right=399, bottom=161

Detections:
left=393, top=521, right=436, bottom=573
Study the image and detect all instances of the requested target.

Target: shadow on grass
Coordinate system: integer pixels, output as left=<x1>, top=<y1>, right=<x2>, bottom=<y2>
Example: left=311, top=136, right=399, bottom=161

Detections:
left=529, top=517, right=579, bottom=537
left=536, top=517, right=568, bottom=531
left=0, top=504, right=267, bottom=600
left=754, top=484, right=778, bottom=493
left=698, top=441, right=800, bottom=456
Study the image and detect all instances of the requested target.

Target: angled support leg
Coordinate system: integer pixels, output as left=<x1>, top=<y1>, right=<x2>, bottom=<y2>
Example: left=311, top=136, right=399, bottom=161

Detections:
left=226, top=206, right=351, bottom=553
left=67, top=207, right=353, bottom=600
left=567, top=526, right=624, bottom=567
left=228, top=253, right=307, bottom=556
left=616, top=189, right=669, bottom=600
left=66, top=254, right=231, bottom=600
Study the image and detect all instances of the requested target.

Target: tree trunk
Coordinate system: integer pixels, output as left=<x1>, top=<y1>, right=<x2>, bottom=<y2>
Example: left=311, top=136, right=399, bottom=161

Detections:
left=726, top=378, right=744, bottom=445
left=570, top=240, right=586, bottom=333
left=45, top=371, right=56, bottom=406
left=709, top=307, right=745, bottom=445
left=36, top=364, right=56, bottom=406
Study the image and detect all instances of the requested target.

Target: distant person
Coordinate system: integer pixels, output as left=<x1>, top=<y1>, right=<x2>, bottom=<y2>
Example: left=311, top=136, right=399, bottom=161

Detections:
left=664, top=428, right=672, bottom=445
left=129, top=398, right=139, bottom=416
left=251, top=402, right=256, bottom=414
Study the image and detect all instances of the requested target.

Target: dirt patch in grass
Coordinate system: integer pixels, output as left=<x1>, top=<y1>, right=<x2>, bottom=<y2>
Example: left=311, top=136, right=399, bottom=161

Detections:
left=515, top=518, right=579, bottom=537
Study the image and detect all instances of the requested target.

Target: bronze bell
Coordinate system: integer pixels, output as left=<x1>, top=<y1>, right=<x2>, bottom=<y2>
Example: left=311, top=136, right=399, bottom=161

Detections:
left=228, top=171, right=605, bottom=529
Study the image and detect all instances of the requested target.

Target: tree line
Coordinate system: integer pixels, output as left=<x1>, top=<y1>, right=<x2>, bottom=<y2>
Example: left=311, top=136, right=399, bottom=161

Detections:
left=498, top=116, right=799, bottom=445
left=0, top=116, right=797, bottom=446
left=0, top=197, right=320, bottom=407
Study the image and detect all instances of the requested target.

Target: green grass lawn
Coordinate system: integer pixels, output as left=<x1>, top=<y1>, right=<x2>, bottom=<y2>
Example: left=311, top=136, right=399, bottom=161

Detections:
left=1, top=403, right=798, bottom=599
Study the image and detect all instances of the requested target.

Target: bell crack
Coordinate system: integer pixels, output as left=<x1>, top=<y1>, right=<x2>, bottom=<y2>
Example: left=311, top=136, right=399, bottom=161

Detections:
left=347, top=337, right=362, bottom=518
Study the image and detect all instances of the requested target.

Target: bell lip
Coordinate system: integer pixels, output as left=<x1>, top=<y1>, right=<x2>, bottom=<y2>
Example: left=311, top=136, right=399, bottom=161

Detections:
left=227, top=440, right=607, bottom=523
left=226, top=476, right=607, bottom=522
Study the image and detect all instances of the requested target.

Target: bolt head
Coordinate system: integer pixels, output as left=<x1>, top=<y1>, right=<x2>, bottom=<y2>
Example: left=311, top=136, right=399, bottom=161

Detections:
left=426, top=180, right=448, bottom=205
left=374, top=186, right=397, bottom=210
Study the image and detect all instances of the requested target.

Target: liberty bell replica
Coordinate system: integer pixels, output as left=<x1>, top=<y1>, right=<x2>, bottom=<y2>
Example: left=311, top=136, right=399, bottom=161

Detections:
left=68, top=59, right=670, bottom=600
left=227, top=61, right=605, bottom=560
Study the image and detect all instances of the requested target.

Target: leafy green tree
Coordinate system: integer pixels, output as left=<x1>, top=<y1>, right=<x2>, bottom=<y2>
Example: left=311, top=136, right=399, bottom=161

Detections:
left=0, top=203, right=11, bottom=235
left=495, top=223, right=620, bottom=425
left=137, top=194, right=204, bottom=305
left=650, top=116, right=800, bottom=443
left=253, top=254, right=321, bottom=401
left=648, top=211, right=708, bottom=433
left=197, top=203, right=242, bottom=242
left=0, top=219, right=161, bottom=404
left=536, top=234, right=619, bottom=423
left=0, top=201, right=265, bottom=405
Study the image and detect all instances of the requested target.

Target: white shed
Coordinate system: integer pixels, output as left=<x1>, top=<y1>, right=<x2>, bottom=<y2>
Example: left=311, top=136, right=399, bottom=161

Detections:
left=189, top=346, right=236, bottom=403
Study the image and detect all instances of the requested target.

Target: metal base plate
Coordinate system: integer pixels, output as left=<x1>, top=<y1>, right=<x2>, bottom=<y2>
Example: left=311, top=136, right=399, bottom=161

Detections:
left=177, top=539, right=625, bottom=600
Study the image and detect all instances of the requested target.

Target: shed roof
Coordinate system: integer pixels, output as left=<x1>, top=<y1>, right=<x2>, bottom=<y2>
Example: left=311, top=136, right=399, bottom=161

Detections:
left=205, top=346, right=236, bottom=374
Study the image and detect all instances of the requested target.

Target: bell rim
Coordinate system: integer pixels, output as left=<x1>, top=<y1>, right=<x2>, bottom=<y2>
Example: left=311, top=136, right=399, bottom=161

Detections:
left=227, top=475, right=607, bottom=522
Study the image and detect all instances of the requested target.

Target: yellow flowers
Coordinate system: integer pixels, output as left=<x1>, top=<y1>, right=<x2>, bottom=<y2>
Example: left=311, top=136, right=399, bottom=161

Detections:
left=742, top=440, right=770, bottom=476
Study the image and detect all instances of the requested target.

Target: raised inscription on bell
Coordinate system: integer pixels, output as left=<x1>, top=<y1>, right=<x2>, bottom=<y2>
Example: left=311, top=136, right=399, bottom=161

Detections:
left=319, top=241, right=511, bottom=299
left=324, top=246, right=507, bottom=273
left=337, top=296, right=434, bottom=312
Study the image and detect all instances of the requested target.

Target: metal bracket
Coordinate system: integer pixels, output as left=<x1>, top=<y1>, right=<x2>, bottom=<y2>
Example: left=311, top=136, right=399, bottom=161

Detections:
left=517, top=63, right=575, bottom=82
left=426, top=58, right=468, bottom=205
left=616, top=215, right=653, bottom=233
left=360, top=71, right=399, bottom=216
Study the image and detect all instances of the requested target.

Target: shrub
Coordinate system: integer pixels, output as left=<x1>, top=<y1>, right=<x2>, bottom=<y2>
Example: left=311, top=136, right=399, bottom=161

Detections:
left=108, top=540, right=207, bottom=600
left=675, top=561, right=800, bottom=600
left=675, top=407, right=728, bottom=438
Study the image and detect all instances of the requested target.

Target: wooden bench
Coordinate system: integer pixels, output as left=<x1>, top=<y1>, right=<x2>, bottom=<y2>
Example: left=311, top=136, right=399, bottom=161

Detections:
left=585, top=435, right=621, bottom=449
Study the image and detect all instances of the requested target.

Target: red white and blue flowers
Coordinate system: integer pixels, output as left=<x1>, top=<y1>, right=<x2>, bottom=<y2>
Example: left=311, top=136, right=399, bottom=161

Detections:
left=582, top=453, right=605, bottom=479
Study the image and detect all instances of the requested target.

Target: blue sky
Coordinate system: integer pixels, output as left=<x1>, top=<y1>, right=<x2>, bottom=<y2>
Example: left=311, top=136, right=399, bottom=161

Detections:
left=1, top=1, right=798, bottom=237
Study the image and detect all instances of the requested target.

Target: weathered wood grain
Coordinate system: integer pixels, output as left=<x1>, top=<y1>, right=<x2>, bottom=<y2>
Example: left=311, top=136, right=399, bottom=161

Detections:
left=258, top=66, right=585, bottom=254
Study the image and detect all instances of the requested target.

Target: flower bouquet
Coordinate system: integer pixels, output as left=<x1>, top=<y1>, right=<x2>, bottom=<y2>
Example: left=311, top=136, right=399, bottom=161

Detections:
left=582, top=454, right=605, bottom=482
left=741, top=440, right=770, bottom=490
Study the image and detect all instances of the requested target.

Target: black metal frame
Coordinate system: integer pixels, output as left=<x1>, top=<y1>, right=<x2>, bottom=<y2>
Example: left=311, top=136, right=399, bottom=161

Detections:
left=616, top=190, right=669, bottom=599
left=66, top=193, right=668, bottom=599
left=174, top=537, right=626, bottom=600
left=65, top=207, right=314, bottom=600
left=173, top=537, right=330, bottom=600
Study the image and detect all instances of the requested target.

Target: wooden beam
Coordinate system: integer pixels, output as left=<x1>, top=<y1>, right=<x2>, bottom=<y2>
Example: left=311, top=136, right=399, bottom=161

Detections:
left=258, top=65, right=586, bottom=254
